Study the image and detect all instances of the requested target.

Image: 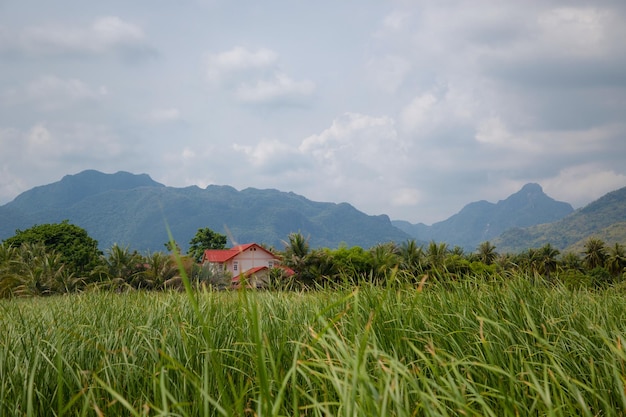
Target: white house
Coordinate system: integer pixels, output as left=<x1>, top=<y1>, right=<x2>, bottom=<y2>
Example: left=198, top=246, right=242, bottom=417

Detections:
left=201, top=243, right=291, bottom=288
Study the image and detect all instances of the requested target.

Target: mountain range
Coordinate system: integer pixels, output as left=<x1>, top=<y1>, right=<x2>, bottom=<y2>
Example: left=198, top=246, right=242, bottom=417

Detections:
left=1, top=170, right=624, bottom=253
left=393, top=183, right=574, bottom=251
left=0, top=170, right=410, bottom=251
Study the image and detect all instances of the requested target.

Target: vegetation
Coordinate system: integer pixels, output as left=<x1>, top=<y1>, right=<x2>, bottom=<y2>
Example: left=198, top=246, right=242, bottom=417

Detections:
left=3, top=276, right=626, bottom=415
left=3, top=223, right=626, bottom=414
left=187, top=227, right=227, bottom=263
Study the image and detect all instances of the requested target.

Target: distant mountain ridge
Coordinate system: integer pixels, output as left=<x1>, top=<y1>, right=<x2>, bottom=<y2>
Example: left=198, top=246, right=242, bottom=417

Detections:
left=2, top=171, right=623, bottom=254
left=393, top=183, right=574, bottom=251
left=0, top=170, right=410, bottom=251
left=495, top=185, right=626, bottom=253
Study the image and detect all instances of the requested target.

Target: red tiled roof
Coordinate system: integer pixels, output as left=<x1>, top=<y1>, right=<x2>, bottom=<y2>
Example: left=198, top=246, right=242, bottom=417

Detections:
left=202, top=243, right=277, bottom=263
left=232, top=266, right=268, bottom=282
left=202, top=249, right=238, bottom=263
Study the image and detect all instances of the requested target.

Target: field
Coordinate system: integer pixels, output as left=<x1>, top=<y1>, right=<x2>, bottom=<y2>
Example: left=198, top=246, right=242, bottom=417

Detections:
left=2, top=276, right=626, bottom=416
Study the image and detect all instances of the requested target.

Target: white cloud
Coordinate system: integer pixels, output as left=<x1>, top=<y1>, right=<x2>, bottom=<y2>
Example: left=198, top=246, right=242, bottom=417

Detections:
left=206, top=46, right=278, bottom=83
left=235, top=73, right=315, bottom=103
left=206, top=46, right=315, bottom=104
left=5, top=75, right=108, bottom=111
left=544, top=164, right=626, bottom=208
left=536, top=7, right=612, bottom=58
left=3, top=16, right=151, bottom=57
left=400, top=93, right=438, bottom=132
left=296, top=112, right=418, bottom=214
left=147, top=108, right=181, bottom=123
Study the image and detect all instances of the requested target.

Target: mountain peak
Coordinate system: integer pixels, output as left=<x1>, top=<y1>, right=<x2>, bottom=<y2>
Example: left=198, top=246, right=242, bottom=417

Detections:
left=519, top=183, right=543, bottom=194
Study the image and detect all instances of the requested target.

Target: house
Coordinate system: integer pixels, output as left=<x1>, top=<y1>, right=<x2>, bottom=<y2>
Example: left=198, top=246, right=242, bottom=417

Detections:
left=201, top=243, right=292, bottom=288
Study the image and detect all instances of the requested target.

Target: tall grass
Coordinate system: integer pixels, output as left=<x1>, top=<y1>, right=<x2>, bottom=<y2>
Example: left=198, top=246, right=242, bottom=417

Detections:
left=1, top=276, right=626, bottom=415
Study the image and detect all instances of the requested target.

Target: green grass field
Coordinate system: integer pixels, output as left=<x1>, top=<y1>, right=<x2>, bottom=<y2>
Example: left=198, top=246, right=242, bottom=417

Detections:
left=2, top=276, right=626, bottom=416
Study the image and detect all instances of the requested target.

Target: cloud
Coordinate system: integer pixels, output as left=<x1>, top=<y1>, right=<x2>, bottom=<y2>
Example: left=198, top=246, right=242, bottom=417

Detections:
left=146, top=108, right=181, bottom=123
left=206, top=46, right=277, bottom=83
left=2, top=75, right=108, bottom=111
left=1, top=16, right=154, bottom=59
left=235, top=73, right=315, bottom=103
left=206, top=46, right=315, bottom=105
left=297, top=112, right=417, bottom=212
left=543, top=164, right=626, bottom=208
left=0, top=123, right=136, bottom=202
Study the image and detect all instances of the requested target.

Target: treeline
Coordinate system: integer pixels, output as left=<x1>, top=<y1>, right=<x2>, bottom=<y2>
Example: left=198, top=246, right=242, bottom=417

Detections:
left=1, top=222, right=625, bottom=297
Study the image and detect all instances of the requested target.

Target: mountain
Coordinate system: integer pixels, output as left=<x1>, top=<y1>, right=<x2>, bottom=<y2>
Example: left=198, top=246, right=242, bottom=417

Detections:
left=0, top=170, right=411, bottom=252
left=393, top=183, right=574, bottom=251
left=495, top=185, right=626, bottom=253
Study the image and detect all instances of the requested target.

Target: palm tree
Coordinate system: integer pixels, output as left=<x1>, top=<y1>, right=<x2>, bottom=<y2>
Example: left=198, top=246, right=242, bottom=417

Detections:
left=282, top=232, right=315, bottom=286
left=426, top=241, right=449, bottom=272
left=561, top=252, right=582, bottom=271
left=102, top=244, right=145, bottom=289
left=537, top=243, right=560, bottom=280
left=476, top=241, right=498, bottom=265
left=139, top=252, right=179, bottom=290
left=583, top=238, right=607, bottom=270
left=370, top=242, right=400, bottom=282
left=398, top=240, right=424, bottom=274
left=606, top=243, right=626, bottom=277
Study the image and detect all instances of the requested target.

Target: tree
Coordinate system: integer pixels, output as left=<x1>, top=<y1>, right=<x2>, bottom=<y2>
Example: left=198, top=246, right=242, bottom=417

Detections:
left=3, top=220, right=102, bottom=276
left=583, top=238, right=607, bottom=270
left=606, top=243, right=626, bottom=278
left=537, top=243, right=560, bottom=280
left=282, top=232, right=316, bottom=286
left=399, top=240, right=424, bottom=275
left=426, top=241, right=449, bottom=272
left=476, top=241, right=498, bottom=265
left=187, top=227, right=227, bottom=263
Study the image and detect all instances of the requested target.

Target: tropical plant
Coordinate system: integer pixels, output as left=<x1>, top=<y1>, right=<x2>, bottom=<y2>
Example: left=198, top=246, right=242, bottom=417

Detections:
left=476, top=241, right=498, bottom=265
left=583, top=237, right=607, bottom=270
left=2, top=220, right=102, bottom=276
left=606, top=242, right=626, bottom=277
left=398, top=240, right=424, bottom=275
left=282, top=232, right=316, bottom=286
left=187, top=227, right=227, bottom=263
left=536, top=243, right=560, bottom=279
left=425, top=241, right=449, bottom=272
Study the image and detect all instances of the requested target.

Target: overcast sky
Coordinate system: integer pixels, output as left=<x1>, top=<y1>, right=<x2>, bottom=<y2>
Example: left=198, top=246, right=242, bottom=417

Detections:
left=1, top=1, right=625, bottom=224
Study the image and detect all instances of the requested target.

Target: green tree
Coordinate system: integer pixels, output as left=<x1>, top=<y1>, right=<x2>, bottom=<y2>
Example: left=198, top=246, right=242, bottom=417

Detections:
left=476, top=241, right=498, bottom=265
left=606, top=243, right=626, bottom=278
left=583, top=238, right=607, bottom=270
left=398, top=240, right=424, bottom=275
left=282, top=232, right=317, bottom=286
left=537, top=243, right=560, bottom=280
left=426, top=241, right=449, bottom=272
left=3, top=220, right=101, bottom=276
left=187, top=227, right=227, bottom=263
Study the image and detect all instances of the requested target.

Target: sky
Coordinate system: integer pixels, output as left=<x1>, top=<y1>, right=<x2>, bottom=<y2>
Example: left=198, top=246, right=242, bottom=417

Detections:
left=1, top=0, right=625, bottom=225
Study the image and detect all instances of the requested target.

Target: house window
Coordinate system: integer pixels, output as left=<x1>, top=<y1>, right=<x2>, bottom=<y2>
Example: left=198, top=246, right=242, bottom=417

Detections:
left=233, top=261, right=238, bottom=271
left=268, top=261, right=274, bottom=268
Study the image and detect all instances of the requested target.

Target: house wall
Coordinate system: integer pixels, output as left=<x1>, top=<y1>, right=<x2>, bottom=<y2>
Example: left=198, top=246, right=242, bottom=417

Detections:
left=226, top=246, right=278, bottom=276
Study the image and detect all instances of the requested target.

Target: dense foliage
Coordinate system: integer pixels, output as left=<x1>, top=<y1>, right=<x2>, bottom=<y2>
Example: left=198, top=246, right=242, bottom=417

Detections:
left=3, top=278, right=626, bottom=415
left=2, top=221, right=101, bottom=276
left=187, top=227, right=227, bottom=262
left=1, top=223, right=626, bottom=297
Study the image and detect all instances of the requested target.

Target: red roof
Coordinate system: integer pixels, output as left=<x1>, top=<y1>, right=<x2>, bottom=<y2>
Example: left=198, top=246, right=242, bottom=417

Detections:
left=232, top=266, right=268, bottom=282
left=202, top=243, right=277, bottom=263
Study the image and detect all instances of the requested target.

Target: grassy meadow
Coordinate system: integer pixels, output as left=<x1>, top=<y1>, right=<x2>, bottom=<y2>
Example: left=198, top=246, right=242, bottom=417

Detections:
left=2, top=275, right=626, bottom=416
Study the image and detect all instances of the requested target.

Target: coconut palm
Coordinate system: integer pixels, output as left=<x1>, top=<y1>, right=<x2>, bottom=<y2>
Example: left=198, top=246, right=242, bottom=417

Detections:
left=537, top=243, right=560, bottom=280
left=606, top=243, right=626, bottom=277
left=370, top=242, right=400, bottom=282
left=476, top=241, right=498, bottom=265
left=583, top=238, right=607, bottom=270
left=426, top=241, right=449, bottom=272
left=282, top=232, right=316, bottom=286
left=399, top=240, right=425, bottom=275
